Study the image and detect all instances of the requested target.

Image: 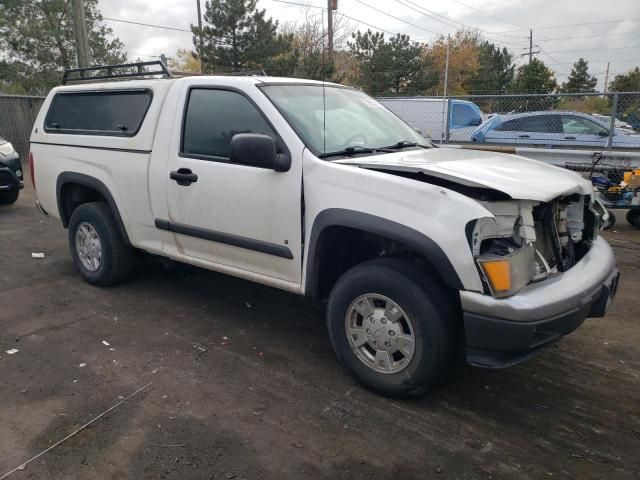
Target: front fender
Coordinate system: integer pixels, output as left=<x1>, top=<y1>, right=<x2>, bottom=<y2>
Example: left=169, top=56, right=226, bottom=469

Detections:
left=305, top=208, right=463, bottom=297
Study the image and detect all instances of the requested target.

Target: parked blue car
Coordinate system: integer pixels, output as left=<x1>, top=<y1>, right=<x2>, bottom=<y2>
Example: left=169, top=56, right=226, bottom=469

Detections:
left=472, top=111, right=640, bottom=149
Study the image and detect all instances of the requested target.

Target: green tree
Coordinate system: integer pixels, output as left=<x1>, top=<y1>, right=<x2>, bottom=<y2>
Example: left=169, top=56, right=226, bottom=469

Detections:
left=0, top=0, right=126, bottom=95
left=192, top=0, right=294, bottom=74
left=609, top=67, right=640, bottom=92
left=348, top=30, right=434, bottom=96
left=561, top=58, right=597, bottom=93
left=509, top=58, right=557, bottom=111
left=609, top=67, right=640, bottom=124
left=465, top=41, right=514, bottom=94
left=511, top=59, right=557, bottom=93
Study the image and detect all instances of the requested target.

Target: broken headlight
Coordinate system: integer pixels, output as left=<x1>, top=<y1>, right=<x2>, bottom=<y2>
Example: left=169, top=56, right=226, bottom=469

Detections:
left=477, top=239, right=535, bottom=298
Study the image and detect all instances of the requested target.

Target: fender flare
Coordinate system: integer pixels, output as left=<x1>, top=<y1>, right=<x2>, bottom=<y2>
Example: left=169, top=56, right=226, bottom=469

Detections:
left=305, top=208, right=463, bottom=297
left=56, top=172, right=131, bottom=246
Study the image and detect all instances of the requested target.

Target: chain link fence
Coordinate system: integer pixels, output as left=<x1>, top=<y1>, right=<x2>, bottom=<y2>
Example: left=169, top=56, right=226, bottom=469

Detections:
left=377, top=92, right=640, bottom=151
left=0, top=95, right=45, bottom=160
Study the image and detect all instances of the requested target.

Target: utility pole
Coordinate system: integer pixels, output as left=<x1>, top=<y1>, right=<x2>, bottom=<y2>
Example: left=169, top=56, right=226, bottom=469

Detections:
left=603, top=62, right=610, bottom=93
left=440, top=35, right=451, bottom=144
left=71, top=0, right=90, bottom=68
left=327, top=0, right=337, bottom=59
left=521, top=30, right=539, bottom=63
left=196, top=0, right=206, bottom=73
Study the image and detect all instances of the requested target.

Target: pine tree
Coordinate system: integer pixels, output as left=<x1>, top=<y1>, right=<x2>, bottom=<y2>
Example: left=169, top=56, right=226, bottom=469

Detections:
left=192, top=0, right=293, bottom=74
left=511, top=59, right=557, bottom=94
left=0, top=0, right=126, bottom=94
left=510, top=58, right=557, bottom=111
left=348, top=30, right=435, bottom=96
left=561, top=58, right=597, bottom=93
left=465, top=41, right=514, bottom=94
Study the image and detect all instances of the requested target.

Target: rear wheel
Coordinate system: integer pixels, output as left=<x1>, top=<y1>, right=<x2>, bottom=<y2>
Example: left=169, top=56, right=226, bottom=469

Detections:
left=627, top=209, right=640, bottom=228
left=0, top=189, right=19, bottom=205
left=68, top=202, right=133, bottom=286
left=327, top=257, right=455, bottom=398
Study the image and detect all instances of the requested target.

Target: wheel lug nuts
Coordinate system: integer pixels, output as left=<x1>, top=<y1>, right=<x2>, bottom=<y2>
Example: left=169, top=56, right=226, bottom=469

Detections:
left=373, top=340, right=378, bottom=345
left=381, top=318, right=387, bottom=324
left=366, top=329, right=371, bottom=334
left=385, top=342, right=390, bottom=347
left=389, top=330, right=395, bottom=336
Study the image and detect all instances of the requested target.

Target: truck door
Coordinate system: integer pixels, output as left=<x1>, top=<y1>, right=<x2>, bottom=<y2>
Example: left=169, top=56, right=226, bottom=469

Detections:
left=161, top=86, right=302, bottom=285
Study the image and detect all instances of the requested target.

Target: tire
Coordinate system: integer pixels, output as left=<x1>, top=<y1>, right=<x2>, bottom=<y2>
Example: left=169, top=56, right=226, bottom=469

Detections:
left=68, top=202, right=133, bottom=286
left=627, top=209, right=640, bottom=228
left=327, top=257, right=455, bottom=398
left=0, top=189, right=19, bottom=205
left=603, top=210, right=616, bottom=230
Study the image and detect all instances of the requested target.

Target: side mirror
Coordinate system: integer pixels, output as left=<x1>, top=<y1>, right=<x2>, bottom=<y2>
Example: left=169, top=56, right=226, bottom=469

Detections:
left=229, top=133, right=291, bottom=172
left=598, top=130, right=609, bottom=137
left=469, top=117, right=482, bottom=126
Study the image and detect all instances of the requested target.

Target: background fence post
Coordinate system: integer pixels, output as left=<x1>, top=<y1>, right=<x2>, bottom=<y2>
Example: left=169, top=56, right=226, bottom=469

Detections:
left=445, top=96, right=452, bottom=143
left=607, top=93, right=618, bottom=150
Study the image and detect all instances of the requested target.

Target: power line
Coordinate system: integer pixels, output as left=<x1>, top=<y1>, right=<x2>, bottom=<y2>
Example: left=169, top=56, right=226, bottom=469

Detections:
left=103, top=17, right=192, bottom=33
left=495, top=18, right=640, bottom=33
left=353, top=0, right=442, bottom=36
left=537, top=31, right=640, bottom=42
left=544, top=57, right=640, bottom=66
left=270, top=0, right=399, bottom=36
left=397, top=0, right=529, bottom=40
left=446, top=0, right=527, bottom=30
left=392, top=0, right=528, bottom=48
left=543, top=45, right=640, bottom=54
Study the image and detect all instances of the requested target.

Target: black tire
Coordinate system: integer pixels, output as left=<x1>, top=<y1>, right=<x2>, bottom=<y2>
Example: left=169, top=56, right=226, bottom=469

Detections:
left=0, top=189, right=19, bottom=205
left=68, top=202, right=133, bottom=286
left=603, top=210, right=616, bottom=230
left=327, top=257, right=455, bottom=398
left=627, top=209, right=640, bottom=228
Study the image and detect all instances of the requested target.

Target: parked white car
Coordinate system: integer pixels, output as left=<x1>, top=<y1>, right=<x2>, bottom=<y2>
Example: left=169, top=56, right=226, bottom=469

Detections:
left=377, top=97, right=484, bottom=142
left=592, top=113, right=636, bottom=133
left=472, top=111, right=640, bottom=149
left=30, top=64, right=619, bottom=397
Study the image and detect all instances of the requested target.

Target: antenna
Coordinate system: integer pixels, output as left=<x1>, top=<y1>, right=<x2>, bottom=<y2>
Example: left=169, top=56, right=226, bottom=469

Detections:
left=322, top=6, right=327, bottom=155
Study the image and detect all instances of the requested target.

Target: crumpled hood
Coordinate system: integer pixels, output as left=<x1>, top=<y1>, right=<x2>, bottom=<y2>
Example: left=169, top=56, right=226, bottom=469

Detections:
left=333, top=147, right=592, bottom=202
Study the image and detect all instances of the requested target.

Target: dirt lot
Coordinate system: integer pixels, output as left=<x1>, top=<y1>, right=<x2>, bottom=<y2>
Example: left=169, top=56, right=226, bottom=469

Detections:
left=1, top=179, right=639, bottom=480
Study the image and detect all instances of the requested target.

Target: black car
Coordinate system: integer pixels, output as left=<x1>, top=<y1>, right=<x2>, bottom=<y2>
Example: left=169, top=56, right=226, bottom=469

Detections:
left=0, top=137, right=23, bottom=204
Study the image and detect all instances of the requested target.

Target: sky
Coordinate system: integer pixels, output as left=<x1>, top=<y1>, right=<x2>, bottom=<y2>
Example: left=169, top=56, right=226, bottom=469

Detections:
left=98, top=0, right=640, bottom=90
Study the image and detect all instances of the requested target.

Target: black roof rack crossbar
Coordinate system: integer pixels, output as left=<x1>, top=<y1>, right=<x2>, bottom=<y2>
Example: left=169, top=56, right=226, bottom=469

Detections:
left=62, top=60, right=172, bottom=84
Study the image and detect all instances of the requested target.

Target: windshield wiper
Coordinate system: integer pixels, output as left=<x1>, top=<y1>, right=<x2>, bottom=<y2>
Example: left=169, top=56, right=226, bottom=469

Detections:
left=318, top=145, right=378, bottom=158
left=380, top=140, right=428, bottom=150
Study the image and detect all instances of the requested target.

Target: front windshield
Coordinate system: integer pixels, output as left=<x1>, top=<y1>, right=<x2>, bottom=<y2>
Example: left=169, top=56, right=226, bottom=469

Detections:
left=260, top=84, right=429, bottom=157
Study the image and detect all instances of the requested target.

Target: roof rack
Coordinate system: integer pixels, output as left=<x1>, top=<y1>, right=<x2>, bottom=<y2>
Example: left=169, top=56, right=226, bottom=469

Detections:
left=62, top=60, right=172, bottom=85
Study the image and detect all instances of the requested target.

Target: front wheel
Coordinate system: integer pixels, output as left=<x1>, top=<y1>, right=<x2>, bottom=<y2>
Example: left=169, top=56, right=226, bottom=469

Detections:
left=327, top=258, right=455, bottom=398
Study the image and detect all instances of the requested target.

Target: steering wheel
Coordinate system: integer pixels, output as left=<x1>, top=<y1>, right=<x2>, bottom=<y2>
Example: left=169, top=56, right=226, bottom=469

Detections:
left=342, top=133, right=367, bottom=147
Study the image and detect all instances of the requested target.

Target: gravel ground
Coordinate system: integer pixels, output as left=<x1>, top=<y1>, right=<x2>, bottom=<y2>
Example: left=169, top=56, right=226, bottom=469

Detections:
left=1, top=179, right=639, bottom=480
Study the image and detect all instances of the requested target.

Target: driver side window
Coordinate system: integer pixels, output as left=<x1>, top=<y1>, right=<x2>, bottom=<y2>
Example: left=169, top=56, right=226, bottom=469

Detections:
left=181, top=88, right=276, bottom=161
left=562, top=116, right=608, bottom=136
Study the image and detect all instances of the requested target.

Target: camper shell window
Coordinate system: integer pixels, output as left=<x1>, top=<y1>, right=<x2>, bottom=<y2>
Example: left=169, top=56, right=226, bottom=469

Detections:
left=44, top=89, right=152, bottom=136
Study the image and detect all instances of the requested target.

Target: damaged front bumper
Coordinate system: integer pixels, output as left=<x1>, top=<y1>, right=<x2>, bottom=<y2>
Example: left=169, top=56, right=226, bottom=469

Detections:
left=460, top=236, right=619, bottom=368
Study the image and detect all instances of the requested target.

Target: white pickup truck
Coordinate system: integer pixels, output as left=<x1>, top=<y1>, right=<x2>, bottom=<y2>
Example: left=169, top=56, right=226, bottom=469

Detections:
left=30, top=65, right=619, bottom=397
